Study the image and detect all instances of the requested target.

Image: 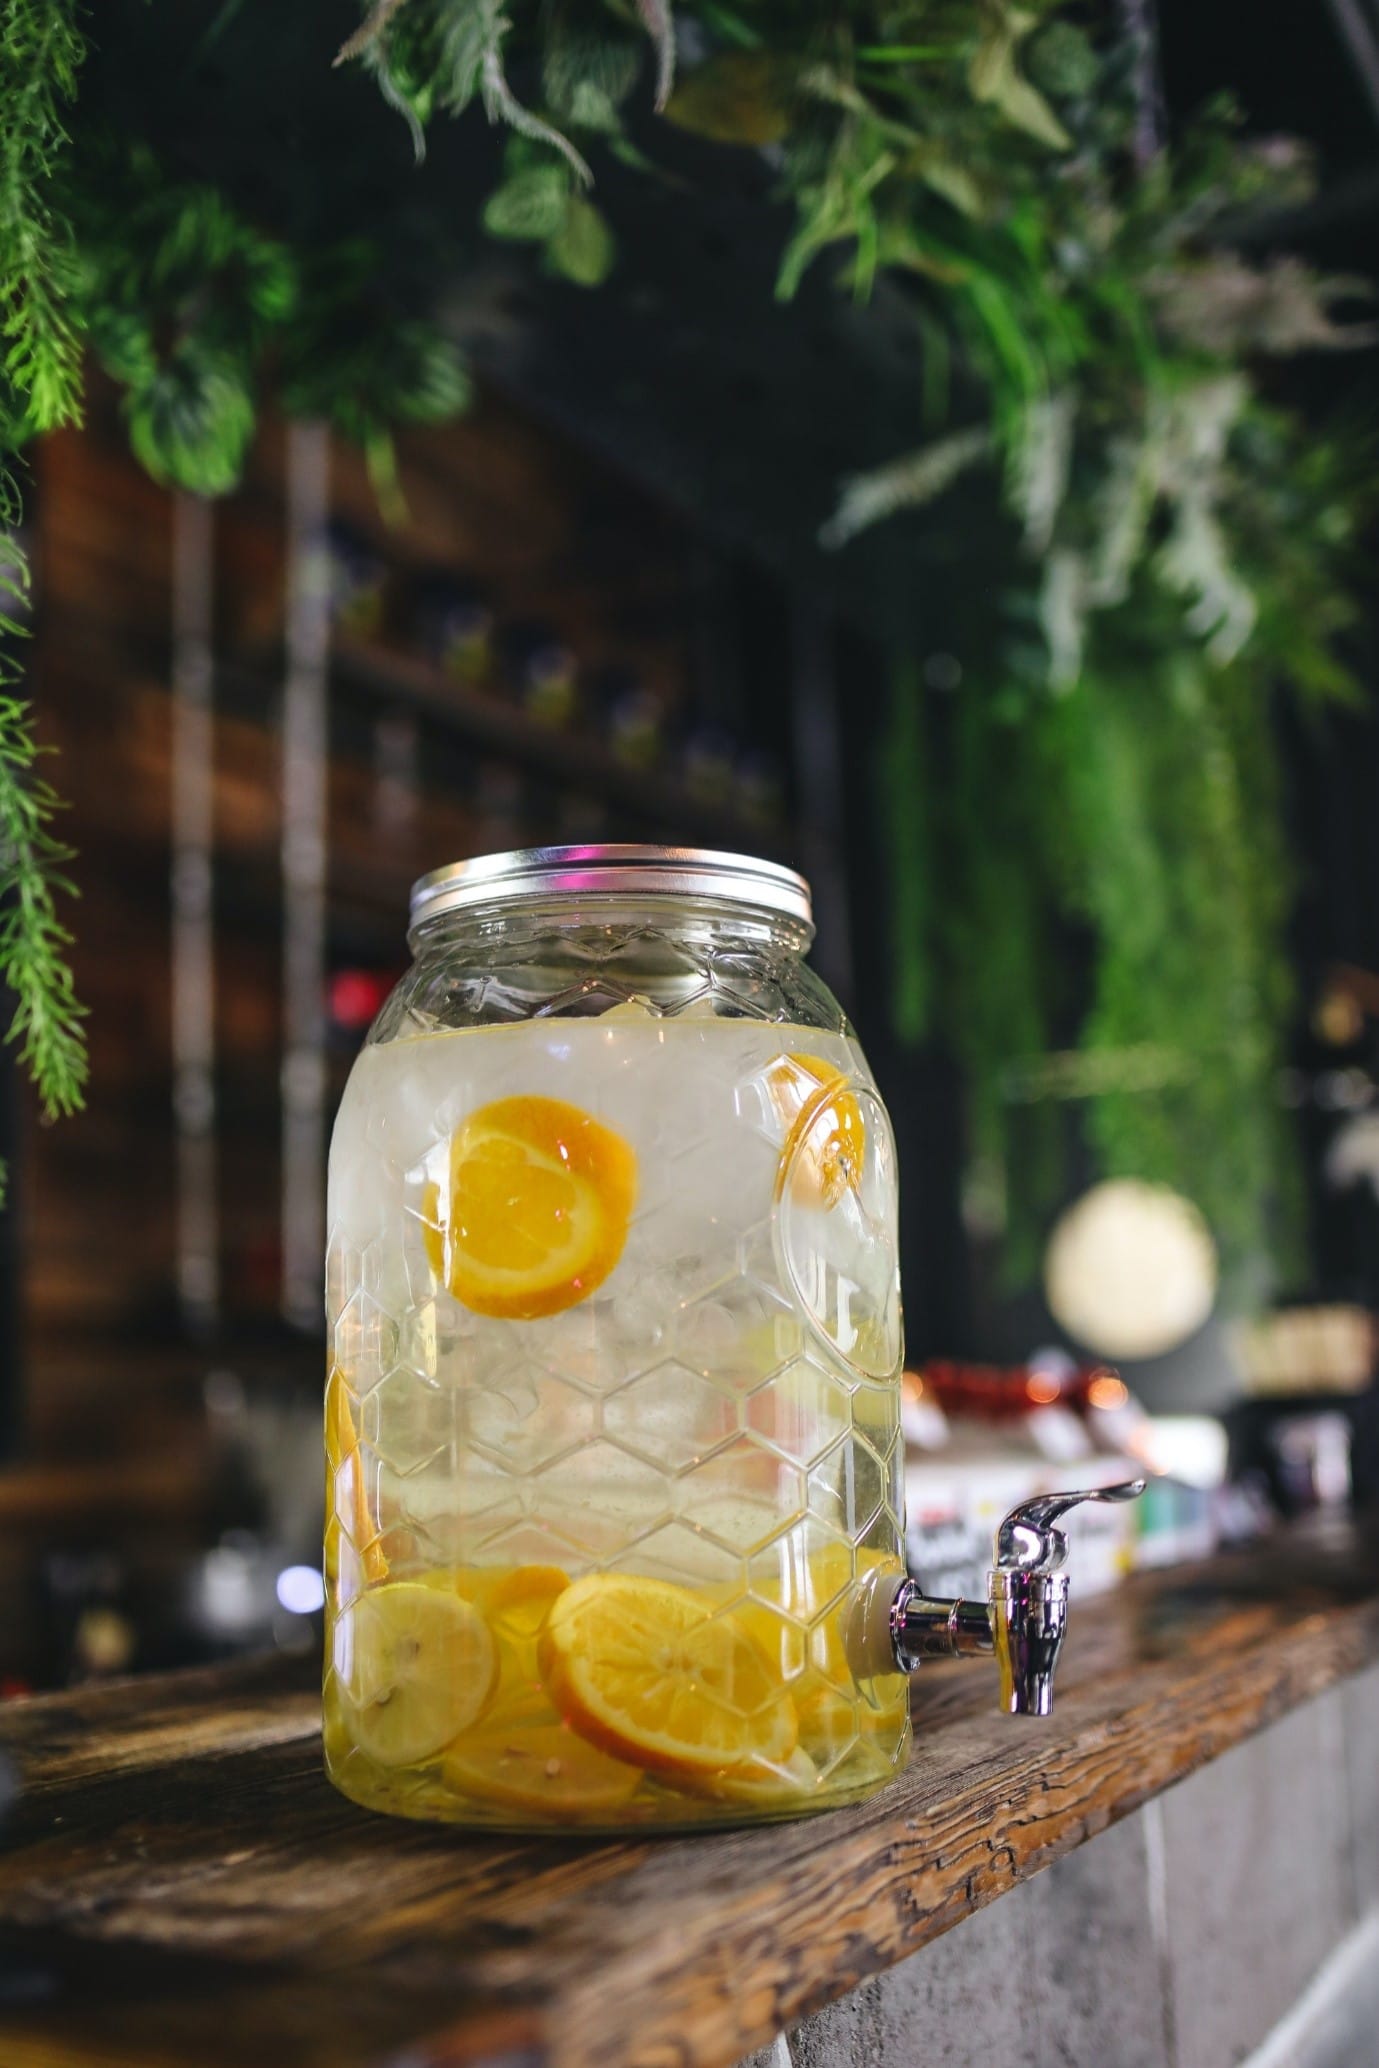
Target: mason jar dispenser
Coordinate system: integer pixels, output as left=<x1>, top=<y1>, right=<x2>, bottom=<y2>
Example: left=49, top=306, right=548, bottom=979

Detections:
left=323, top=843, right=914, bottom=1828
left=323, top=843, right=1141, bottom=1829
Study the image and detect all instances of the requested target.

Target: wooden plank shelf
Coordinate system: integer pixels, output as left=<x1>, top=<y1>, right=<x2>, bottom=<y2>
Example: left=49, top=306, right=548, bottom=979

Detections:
left=330, top=639, right=792, bottom=859
left=0, top=1522, right=1377, bottom=2068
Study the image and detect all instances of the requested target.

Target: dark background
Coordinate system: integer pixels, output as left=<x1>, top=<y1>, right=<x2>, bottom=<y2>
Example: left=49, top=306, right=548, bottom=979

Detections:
left=0, top=0, right=1376, bottom=1680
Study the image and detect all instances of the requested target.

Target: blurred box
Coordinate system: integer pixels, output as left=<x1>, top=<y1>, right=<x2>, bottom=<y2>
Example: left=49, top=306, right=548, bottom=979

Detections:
left=904, top=1446, right=1142, bottom=1601
left=1230, top=1304, right=1374, bottom=1398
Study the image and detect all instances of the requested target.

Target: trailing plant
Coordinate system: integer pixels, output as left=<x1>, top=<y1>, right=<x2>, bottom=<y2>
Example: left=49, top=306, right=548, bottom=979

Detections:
left=1, top=0, right=87, bottom=1191
left=1, top=0, right=85, bottom=437
left=0, top=504, right=87, bottom=1200
left=0, top=0, right=1372, bottom=1300
left=333, top=0, right=1376, bottom=1291
left=0, top=0, right=476, bottom=1173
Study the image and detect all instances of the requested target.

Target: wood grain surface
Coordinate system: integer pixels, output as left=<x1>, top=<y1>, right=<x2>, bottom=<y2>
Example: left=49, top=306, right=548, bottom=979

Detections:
left=0, top=1525, right=1376, bottom=2068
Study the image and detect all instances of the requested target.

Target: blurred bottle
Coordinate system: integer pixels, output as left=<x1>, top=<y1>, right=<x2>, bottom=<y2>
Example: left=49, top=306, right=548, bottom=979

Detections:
left=412, top=572, right=495, bottom=683
left=322, top=521, right=387, bottom=639
left=587, top=664, right=665, bottom=769
left=501, top=620, right=580, bottom=729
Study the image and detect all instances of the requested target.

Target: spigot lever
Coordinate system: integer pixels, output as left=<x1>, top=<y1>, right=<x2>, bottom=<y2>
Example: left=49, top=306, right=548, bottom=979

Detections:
left=994, top=1480, right=1145, bottom=1576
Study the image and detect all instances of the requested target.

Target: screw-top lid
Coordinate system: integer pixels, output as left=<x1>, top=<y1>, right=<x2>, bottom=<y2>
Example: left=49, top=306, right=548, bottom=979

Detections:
left=409, top=844, right=812, bottom=931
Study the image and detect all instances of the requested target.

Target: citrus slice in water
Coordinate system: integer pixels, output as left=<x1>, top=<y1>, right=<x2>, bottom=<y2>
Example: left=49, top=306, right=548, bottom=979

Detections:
left=767, top=1053, right=865, bottom=1209
left=338, top=1581, right=497, bottom=1767
left=488, top=1563, right=570, bottom=1639
left=443, top=1720, right=643, bottom=1820
left=325, top=1365, right=388, bottom=1586
left=423, top=1095, right=637, bottom=1319
left=540, top=1574, right=798, bottom=1779
left=484, top=1565, right=571, bottom=1720
left=689, top=1746, right=820, bottom=1805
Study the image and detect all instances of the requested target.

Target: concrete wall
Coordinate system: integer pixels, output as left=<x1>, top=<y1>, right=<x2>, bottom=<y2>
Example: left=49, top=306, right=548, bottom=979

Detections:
left=739, top=1663, right=1379, bottom=2068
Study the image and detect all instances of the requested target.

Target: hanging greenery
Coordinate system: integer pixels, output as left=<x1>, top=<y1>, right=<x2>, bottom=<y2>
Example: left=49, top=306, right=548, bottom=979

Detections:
left=1, top=0, right=87, bottom=1157
left=333, top=0, right=1376, bottom=1290
left=0, top=0, right=1373, bottom=1295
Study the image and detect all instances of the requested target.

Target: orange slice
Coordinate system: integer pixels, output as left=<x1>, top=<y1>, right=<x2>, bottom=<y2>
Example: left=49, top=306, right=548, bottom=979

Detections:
left=443, top=1720, right=643, bottom=1820
left=483, top=1565, right=571, bottom=1725
left=689, top=1746, right=820, bottom=1805
left=540, top=1574, right=798, bottom=1780
left=325, top=1365, right=388, bottom=1586
left=422, top=1095, right=637, bottom=1319
left=488, top=1564, right=570, bottom=1639
left=766, top=1053, right=865, bottom=1209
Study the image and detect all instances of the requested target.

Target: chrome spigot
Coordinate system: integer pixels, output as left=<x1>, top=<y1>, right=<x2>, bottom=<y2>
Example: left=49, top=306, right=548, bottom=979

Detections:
left=871, top=1480, right=1145, bottom=1717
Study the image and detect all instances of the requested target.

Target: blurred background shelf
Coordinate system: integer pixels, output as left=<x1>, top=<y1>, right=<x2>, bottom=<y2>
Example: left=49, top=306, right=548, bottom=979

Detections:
left=1, top=0, right=1377, bottom=1706
left=328, top=638, right=793, bottom=860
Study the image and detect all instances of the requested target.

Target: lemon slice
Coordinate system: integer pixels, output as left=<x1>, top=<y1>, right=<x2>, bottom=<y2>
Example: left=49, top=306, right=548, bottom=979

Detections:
left=766, top=1053, right=865, bottom=1209
left=443, top=1720, right=642, bottom=1820
left=423, top=1095, right=637, bottom=1320
left=410, top=1565, right=568, bottom=1718
left=540, top=1574, right=798, bottom=1779
left=338, top=1582, right=497, bottom=1767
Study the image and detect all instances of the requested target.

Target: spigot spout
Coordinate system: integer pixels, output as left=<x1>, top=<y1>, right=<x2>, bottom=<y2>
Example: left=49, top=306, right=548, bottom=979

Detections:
left=988, top=1477, right=1144, bottom=1716
left=988, top=1567, right=1068, bottom=1715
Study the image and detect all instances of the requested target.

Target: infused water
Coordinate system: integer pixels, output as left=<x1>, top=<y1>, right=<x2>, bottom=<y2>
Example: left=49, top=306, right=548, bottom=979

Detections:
left=324, top=1011, right=908, bottom=1828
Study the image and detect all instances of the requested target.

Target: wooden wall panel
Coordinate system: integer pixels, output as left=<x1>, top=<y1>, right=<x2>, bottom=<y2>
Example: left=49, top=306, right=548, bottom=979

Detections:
left=17, top=375, right=740, bottom=1476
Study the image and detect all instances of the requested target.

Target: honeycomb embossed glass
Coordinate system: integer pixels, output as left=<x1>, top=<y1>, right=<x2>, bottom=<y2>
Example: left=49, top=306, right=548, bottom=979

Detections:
left=324, top=846, right=909, bottom=1829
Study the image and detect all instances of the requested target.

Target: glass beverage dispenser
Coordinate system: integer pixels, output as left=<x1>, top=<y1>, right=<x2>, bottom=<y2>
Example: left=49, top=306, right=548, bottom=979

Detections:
left=323, top=845, right=1140, bottom=1828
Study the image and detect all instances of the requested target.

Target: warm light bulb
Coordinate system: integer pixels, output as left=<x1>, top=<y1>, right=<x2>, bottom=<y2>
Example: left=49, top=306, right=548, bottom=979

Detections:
left=1044, top=1179, right=1217, bottom=1358
left=1087, top=1374, right=1129, bottom=1411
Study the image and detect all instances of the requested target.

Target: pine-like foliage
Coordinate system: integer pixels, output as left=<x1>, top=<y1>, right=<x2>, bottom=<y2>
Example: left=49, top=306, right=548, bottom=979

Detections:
left=0, top=481, right=87, bottom=1188
left=0, top=0, right=88, bottom=1182
left=0, top=0, right=86, bottom=437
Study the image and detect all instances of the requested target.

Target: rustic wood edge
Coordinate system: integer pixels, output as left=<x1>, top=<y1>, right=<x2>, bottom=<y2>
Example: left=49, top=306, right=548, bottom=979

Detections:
left=513, top=1551, right=1379, bottom=2067
left=0, top=1532, right=1377, bottom=2068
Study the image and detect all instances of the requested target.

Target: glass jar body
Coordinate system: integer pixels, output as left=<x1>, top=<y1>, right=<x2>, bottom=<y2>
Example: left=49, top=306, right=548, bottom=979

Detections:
left=323, top=895, right=909, bottom=1829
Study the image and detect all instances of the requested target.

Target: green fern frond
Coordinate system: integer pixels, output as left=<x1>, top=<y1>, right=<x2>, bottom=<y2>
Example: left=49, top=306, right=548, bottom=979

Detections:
left=820, top=427, right=992, bottom=547
left=0, top=0, right=87, bottom=435
left=0, top=513, right=87, bottom=1156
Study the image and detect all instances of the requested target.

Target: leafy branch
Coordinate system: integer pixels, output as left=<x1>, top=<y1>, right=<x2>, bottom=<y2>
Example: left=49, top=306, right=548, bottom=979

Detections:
left=0, top=0, right=1367, bottom=1297
left=350, top=2, right=1378, bottom=1290
left=0, top=0, right=89, bottom=1172
left=0, top=0, right=86, bottom=437
left=336, top=0, right=594, bottom=178
left=0, top=501, right=87, bottom=1176
left=334, top=0, right=678, bottom=181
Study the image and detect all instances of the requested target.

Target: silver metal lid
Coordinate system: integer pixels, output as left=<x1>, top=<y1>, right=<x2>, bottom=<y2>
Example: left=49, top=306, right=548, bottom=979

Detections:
left=409, top=844, right=813, bottom=931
